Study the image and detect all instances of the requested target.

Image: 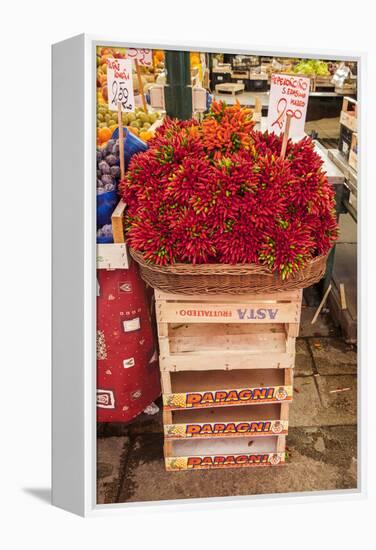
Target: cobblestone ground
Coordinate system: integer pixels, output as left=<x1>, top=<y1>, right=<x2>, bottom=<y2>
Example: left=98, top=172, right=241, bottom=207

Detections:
left=97, top=307, right=357, bottom=504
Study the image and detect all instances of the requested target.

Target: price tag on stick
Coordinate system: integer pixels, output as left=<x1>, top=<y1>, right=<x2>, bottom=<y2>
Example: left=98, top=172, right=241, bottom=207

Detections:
left=106, top=58, right=135, bottom=112
left=267, top=73, right=310, bottom=138
left=134, top=59, right=148, bottom=112
left=125, top=48, right=152, bottom=112
left=126, top=48, right=153, bottom=67
left=117, top=102, right=125, bottom=179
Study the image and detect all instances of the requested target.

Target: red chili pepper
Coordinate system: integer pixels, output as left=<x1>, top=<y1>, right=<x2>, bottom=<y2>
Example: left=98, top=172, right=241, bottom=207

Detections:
left=119, top=105, right=338, bottom=274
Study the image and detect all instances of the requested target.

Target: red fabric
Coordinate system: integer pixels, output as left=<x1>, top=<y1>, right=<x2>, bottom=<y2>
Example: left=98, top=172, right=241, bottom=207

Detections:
left=96, top=263, right=161, bottom=422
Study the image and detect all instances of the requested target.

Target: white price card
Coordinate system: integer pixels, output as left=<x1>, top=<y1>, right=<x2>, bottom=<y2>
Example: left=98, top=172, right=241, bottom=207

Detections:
left=106, top=58, right=135, bottom=112
left=126, top=48, right=153, bottom=66
left=267, top=74, right=310, bottom=138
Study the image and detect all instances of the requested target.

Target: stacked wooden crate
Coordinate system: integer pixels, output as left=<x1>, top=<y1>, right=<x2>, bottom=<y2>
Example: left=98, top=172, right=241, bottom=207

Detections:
left=339, top=97, right=357, bottom=164
left=155, top=288, right=303, bottom=471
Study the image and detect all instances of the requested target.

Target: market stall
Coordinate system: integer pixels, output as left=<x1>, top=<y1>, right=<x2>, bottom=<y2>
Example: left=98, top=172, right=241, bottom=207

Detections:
left=93, top=44, right=358, bottom=496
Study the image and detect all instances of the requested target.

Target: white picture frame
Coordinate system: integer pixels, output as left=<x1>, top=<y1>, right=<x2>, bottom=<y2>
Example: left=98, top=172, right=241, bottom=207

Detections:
left=52, top=34, right=365, bottom=517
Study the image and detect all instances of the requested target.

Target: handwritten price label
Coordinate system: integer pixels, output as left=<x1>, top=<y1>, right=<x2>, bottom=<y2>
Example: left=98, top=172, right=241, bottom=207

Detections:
left=126, top=48, right=153, bottom=67
left=106, top=58, right=135, bottom=112
left=267, top=74, right=310, bottom=138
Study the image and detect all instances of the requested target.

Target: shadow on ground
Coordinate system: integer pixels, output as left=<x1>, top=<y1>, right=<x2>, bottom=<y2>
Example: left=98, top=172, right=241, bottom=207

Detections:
left=23, top=488, right=51, bottom=504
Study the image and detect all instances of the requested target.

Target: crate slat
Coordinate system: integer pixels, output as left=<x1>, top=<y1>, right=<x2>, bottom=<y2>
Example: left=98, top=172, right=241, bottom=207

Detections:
left=164, top=435, right=285, bottom=470
left=155, top=289, right=302, bottom=303
left=157, top=300, right=301, bottom=324
left=160, top=352, right=294, bottom=371
left=164, top=403, right=288, bottom=440
left=162, top=368, right=293, bottom=410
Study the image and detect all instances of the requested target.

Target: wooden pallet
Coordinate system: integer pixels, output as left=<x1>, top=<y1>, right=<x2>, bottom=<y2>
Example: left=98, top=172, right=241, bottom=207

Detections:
left=215, top=83, right=245, bottom=95
left=156, top=289, right=302, bottom=470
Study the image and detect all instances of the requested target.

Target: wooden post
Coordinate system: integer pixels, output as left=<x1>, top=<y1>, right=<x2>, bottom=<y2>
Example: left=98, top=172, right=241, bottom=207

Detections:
left=280, top=113, right=292, bottom=160
left=254, top=96, right=262, bottom=115
left=117, top=101, right=125, bottom=179
left=135, top=59, right=148, bottom=112
left=311, top=284, right=332, bottom=324
left=340, top=283, right=347, bottom=310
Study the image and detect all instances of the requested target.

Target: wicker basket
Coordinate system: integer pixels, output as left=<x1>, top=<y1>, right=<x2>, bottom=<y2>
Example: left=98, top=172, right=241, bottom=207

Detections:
left=130, top=248, right=328, bottom=295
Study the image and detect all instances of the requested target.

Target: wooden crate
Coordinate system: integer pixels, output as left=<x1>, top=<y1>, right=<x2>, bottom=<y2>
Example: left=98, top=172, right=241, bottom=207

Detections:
left=96, top=243, right=129, bottom=270
left=161, top=368, right=293, bottom=410
left=157, top=288, right=302, bottom=471
left=164, top=402, right=289, bottom=439
left=339, top=97, right=357, bottom=132
left=231, top=70, right=249, bottom=78
left=164, top=435, right=286, bottom=471
left=155, top=289, right=302, bottom=372
left=97, top=199, right=130, bottom=269
left=312, top=74, right=334, bottom=91
left=348, top=132, right=358, bottom=172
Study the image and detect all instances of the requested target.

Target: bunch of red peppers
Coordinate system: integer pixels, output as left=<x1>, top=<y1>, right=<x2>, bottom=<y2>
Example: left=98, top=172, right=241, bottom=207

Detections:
left=119, top=101, right=338, bottom=279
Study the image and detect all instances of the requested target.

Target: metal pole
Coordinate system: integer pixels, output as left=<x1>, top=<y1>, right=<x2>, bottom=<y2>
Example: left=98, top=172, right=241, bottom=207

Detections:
left=164, top=51, right=192, bottom=120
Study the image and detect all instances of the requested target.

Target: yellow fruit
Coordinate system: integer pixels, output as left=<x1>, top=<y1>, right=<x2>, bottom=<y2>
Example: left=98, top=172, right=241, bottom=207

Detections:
left=127, top=126, right=139, bottom=137
left=139, top=130, right=153, bottom=142
left=97, top=127, right=112, bottom=144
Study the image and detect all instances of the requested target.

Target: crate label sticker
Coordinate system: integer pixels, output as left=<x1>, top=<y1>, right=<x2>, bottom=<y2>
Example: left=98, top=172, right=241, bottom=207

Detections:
left=97, top=389, right=115, bottom=409
left=123, top=317, right=141, bottom=332
left=107, top=58, right=134, bottom=112
left=267, top=73, right=310, bottom=138
left=166, top=452, right=285, bottom=471
left=163, top=385, right=292, bottom=409
left=164, top=419, right=288, bottom=438
left=175, top=307, right=280, bottom=321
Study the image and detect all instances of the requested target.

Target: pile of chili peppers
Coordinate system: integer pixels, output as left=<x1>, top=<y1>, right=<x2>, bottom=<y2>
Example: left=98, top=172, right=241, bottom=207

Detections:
left=120, top=101, right=338, bottom=279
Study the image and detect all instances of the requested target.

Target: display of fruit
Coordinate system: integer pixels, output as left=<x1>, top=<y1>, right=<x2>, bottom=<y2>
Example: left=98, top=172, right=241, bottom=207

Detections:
left=97, top=224, right=113, bottom=239
left=292, top=59, right=330, bottom=76
left=153, top=50, right=165, bottom=63
left=96, top=138, right=121, bottom=195
left=97, top=103, right=163, bottom=145
left=96, top=46, right=126, bottom=102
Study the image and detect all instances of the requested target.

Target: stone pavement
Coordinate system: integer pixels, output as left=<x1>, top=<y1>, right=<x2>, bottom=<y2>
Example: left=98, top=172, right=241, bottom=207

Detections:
left=97, top=306, right=357, bottom=504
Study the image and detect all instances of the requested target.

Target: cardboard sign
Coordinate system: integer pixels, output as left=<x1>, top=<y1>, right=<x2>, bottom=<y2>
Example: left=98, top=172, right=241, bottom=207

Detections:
left=165, top=452, right=285, bottom=471
left=126, top=48, right=153, bottom=66
left=164, top=419, right=288, bottom=438
left=163, top=385, right=293, bottom=410
left=106, top=57, right=135, bottom=112
left=267, top=73, right=310, bottom=137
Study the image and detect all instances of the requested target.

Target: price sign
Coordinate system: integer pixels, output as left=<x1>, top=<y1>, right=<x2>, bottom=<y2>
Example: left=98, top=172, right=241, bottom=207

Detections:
left=267, top=74, right=310, bottom=138
left=126, top=48, right=153, bottom=67
left=106, top=58, right=135, bottom=112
